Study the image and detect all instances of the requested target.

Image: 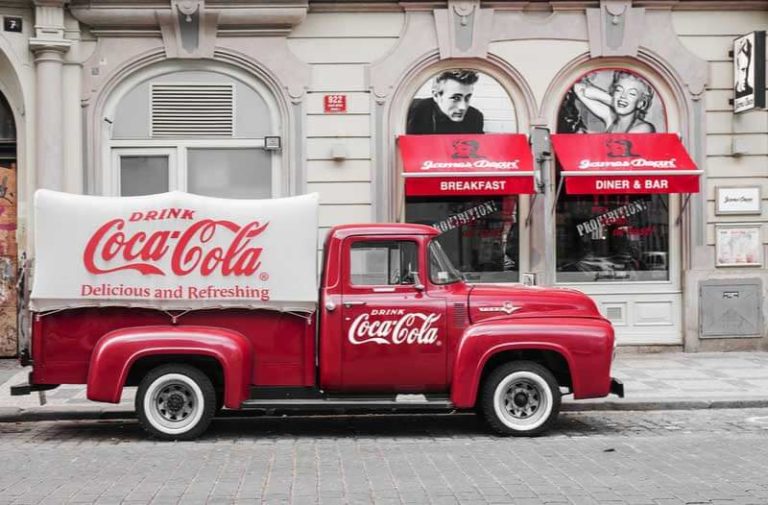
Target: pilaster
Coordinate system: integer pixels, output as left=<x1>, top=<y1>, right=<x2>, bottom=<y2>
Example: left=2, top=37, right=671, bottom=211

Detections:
left=29, top=0, right=71, bottom=191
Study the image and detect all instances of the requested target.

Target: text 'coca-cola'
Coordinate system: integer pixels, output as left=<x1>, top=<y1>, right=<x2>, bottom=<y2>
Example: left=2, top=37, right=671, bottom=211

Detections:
left=82, top=211, right=270, bottom=277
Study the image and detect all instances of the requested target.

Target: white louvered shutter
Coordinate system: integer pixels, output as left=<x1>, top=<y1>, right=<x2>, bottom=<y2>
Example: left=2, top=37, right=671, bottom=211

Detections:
left=151, top=83, right=234, bottom=137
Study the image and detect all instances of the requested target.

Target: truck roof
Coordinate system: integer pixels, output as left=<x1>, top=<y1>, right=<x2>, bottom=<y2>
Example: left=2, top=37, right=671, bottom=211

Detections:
left=329, top=223, right=439, bottom=240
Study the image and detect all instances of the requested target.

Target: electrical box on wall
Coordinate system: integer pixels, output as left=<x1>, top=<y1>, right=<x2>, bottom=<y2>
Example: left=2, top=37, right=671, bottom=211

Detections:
left=700, top=279, right=763, bottom=338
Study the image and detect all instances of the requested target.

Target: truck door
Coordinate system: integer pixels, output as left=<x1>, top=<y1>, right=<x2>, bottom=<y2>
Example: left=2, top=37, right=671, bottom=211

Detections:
left=340, top=237, right=447, bottom=391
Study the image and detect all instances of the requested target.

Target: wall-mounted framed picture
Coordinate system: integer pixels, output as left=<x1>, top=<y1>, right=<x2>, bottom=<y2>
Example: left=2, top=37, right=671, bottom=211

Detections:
left=715, top=186, right=762, bottom=215
left=733, top=31, right=766, bottom=113
left=715, top=224, right=763, bottom=267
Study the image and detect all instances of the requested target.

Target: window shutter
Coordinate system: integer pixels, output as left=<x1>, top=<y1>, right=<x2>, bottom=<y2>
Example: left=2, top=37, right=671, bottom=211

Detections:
left=151, top=83, right=234, bottom=137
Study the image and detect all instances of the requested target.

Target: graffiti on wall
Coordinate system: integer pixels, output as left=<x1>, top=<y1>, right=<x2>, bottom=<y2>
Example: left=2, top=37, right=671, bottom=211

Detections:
left=0, top=163, right=16, bottom=356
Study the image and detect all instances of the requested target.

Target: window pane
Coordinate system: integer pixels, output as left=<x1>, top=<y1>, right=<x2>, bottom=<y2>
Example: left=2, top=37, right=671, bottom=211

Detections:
left=406, top=196, right=519, bottom=283
left=350, top=241, right=419, bottom=286
left=120, top=156, right=169, bottom=196
left=0, top=93, right=15, bottom=140
left=187, top=148, right=270, bottom=199
left=556, top=194, right=669, bottom=282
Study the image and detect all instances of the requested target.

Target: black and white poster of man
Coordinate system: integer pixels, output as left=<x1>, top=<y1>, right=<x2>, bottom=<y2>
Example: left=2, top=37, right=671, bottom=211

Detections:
left=558, top=69, right=666, bottom=134
left=733, top=31, right=766, bottom=113
left=406, top=69, right=517, bottom=135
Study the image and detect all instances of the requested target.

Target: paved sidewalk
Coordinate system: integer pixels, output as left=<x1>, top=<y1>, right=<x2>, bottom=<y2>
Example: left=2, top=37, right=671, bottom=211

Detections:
left=1, top=352, right=768, bottom=422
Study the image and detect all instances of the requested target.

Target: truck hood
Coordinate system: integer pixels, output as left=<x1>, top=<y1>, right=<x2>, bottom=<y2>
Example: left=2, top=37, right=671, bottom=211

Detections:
left=467, top=284, right=602, bottom=323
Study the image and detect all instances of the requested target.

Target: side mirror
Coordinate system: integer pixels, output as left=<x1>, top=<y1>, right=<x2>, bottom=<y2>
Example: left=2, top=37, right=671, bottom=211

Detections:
left=412, top=271, right=425, bottom=291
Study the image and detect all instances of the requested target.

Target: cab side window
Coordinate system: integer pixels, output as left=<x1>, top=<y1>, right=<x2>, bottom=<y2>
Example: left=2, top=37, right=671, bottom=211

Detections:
left=350, top=241, right=419, bottom=286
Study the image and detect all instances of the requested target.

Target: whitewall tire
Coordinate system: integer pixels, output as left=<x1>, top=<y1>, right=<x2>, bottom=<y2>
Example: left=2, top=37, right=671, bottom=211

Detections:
left=136, top=364, right=216, bottom=441
left=480, top=361, right=561, bottom=436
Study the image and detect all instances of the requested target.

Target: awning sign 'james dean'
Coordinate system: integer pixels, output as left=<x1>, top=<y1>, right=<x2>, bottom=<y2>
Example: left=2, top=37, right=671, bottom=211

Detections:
left=551, top=133, right=702, bottom=195
left=398, top=134, right=536, bottom=196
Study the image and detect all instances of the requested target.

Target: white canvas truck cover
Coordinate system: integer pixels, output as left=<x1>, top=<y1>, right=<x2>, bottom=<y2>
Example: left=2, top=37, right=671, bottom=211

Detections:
left=30, top=190, right=319, bottom=313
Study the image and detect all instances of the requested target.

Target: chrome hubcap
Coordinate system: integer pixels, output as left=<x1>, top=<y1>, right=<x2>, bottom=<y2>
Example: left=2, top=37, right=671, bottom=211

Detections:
left=155, top=383, right=196, bottom=423
left=504, top=380, right=541, bottom=419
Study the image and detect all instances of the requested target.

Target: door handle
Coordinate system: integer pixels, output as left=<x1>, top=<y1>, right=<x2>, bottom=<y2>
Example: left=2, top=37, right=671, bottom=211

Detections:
left=344, top=301, right=367, bottom=308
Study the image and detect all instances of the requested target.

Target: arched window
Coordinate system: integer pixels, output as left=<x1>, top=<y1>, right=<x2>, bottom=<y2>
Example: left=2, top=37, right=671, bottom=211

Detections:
left=403, top=69, right=521, bottom=283
left=555, top=68, right=670, bottom=283
left=106, top=67, right=280, bottom=199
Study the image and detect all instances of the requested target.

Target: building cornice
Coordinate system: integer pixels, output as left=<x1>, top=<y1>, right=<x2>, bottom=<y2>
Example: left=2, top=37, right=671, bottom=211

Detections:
left=68, top=1, right=308, bottom=34
left=305, top=0, right=768, bottom=11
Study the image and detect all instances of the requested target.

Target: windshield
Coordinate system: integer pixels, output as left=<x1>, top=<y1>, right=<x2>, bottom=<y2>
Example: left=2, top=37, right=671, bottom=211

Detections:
left=429, top=239, right=463, bottom=284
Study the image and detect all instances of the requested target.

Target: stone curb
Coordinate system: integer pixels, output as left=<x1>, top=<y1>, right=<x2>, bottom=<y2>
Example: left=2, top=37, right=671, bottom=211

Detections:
left=2, top=399, right=768, bottom=423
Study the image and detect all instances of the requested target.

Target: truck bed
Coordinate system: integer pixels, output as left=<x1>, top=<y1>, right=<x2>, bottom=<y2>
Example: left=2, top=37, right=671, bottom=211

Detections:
left=30, top=307, right=316, bottom=388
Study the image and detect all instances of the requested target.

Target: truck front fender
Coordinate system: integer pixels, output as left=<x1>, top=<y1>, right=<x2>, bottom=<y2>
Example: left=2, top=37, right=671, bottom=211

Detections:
left=87, top=325, right=253, bottom=409
left=451, top=317, right=614, bottom=408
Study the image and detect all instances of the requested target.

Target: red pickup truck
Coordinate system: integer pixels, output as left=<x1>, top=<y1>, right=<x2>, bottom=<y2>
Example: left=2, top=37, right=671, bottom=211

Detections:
left=13, top=190, right=622, bottom=440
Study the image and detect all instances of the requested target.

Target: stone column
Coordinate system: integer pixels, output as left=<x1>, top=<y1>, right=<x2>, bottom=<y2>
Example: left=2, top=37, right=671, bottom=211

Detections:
left=29, top=1, right=71, bottom=191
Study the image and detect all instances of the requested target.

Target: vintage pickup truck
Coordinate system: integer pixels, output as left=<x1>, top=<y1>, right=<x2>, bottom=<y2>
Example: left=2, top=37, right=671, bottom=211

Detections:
left=13, top=190, right=622, bottom=440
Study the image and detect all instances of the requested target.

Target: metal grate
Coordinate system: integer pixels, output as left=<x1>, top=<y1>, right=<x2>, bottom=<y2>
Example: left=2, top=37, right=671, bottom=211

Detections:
left=453, top=303, right=467, bottom=326
left=151, top=83, right=234, bottom=137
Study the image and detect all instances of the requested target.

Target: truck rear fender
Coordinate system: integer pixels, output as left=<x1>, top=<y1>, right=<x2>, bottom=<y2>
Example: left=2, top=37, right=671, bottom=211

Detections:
left=450, top=318, right=613, bottom=408
left=87, top=326, right=253, bottom=409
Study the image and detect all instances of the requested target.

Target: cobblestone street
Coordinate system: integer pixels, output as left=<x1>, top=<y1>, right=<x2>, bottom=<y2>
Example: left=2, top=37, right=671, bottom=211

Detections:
left=2, top=409, right=768, bottom=505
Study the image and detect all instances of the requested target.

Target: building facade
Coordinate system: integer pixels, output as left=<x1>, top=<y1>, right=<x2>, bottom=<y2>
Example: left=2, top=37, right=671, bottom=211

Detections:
left=0, top=0, right=766, bottom=356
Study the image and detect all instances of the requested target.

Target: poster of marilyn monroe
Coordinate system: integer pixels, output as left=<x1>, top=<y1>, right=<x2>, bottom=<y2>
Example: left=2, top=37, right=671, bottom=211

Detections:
left=558, top=69, right=666, bottom=134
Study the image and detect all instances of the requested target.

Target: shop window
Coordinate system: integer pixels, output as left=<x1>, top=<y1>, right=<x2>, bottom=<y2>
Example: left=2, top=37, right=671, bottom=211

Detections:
left=555, top=69, right=670, bottom=283
left=407, top=197, right=518, bottom=283
left=108, top=69, right=276, bottom=199
left=350, top=241, right=419, bottom=286
left=403, top=69, right=520, bottom=283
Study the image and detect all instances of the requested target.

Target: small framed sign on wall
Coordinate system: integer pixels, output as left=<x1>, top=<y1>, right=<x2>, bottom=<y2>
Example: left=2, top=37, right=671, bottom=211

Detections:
left=715, top=225, right=763, bottom=267
left=716, top=186, right=762, bottom=215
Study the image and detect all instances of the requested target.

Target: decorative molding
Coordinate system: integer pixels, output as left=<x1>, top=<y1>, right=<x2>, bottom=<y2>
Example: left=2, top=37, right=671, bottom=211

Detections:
left=29, top=38, right=71, bottom=56
left=369, top=11, right=437, bottom=100
left=587, top=1, right=645, bottom=57
left=69, top=1, right=307, bottom=35
left=214, top=41, right=311, bottom=102
left=156, top=1, right=219, bottom=58
left=639, top=10, right=707, bottom=96
left=434, top=0, right=494, bottom=59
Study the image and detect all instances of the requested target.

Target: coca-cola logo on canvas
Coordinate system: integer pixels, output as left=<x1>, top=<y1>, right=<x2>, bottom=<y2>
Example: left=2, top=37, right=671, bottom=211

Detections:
left=83, top=208, right=268, bottom=277
left=348, top=309, right=441, bottom=345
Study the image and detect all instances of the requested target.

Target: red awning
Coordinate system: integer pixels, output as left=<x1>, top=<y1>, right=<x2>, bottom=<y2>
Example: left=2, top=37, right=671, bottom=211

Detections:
left=398, top=134, right=535, bottom=196
left=551, top=133, right=702, bottom=194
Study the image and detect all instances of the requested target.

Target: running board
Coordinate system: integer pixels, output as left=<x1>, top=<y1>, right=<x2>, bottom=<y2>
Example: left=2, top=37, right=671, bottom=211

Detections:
left=240, top=393, right=454, bottom=412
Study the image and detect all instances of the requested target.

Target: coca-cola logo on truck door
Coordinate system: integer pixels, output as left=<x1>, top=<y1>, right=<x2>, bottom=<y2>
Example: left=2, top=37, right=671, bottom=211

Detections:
left=348, top=309, right=441, bottom=345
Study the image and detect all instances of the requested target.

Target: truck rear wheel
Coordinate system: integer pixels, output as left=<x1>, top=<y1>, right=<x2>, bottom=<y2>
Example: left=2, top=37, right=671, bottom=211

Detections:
left=136, top=364, right=215, bottom=441
left=480, top=361, right=560, bottom=437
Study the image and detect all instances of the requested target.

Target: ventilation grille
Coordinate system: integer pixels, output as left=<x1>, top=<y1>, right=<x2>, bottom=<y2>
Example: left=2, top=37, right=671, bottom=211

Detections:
left=453, top=303, right=468, bottom=326
left=151, top=83, right=234, bottom=137
left=604, top=305, right=626, bottom=325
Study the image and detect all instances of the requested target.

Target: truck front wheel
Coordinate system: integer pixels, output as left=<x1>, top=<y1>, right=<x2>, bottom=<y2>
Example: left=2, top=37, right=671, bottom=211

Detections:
left=136, top=364, right=216, bottom=441
left=480, top=361, right=561, bottom=436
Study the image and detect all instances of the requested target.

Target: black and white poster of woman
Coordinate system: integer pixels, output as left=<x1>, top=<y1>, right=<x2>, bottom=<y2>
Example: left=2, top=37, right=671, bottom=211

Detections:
left=733, top=31, right=766, bottom=113
left=558, top=69, right=666, bottom=134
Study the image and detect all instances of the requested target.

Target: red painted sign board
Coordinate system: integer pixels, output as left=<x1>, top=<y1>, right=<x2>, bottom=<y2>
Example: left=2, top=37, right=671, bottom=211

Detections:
left=398, top=134, right=536, bottom=196
left=323, top=94, right=347, bottom=113
left=551, top=133, right=701, bottom=194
